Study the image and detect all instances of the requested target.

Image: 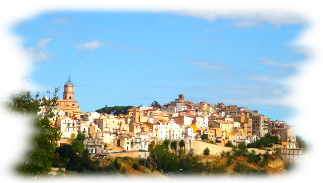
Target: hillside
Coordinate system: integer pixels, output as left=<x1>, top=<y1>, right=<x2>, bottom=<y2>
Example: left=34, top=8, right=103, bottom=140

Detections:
left=51, top=153, right=284, bottom=178
left=96, top=154, right=284, bottom=177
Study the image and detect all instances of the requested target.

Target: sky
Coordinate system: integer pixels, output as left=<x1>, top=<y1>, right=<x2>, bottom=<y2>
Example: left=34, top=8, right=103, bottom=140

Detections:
left=0, top=0, right=323, bottom=155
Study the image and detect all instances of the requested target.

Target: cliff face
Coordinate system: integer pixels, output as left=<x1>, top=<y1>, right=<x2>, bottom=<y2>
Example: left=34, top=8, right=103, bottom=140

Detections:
left=265, top=157, right=285, bottom=175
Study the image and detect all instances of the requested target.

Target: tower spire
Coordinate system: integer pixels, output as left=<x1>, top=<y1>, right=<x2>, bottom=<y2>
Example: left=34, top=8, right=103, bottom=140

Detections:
left=65, top=74, right=74, bottom=85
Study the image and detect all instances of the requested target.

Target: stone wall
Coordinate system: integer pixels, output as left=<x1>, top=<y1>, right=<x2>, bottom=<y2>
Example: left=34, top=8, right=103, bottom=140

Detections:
left=108, top=151, right=150, bottom=159
left=189, top=140, right=269, bottom=155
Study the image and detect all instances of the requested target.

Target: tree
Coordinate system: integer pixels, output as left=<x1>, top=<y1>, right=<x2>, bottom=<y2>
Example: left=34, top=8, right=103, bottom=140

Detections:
left=179, top=140, right=185, bottom=149
left=75, top=131, right=86, bottom=143
left=201, top=134, right=208, bottom=141
left=0, top=76, right=59, bottom=182
left=151, top=101, right=162, bottom=109
left=225, top=141, right=234, bottom=147
left=171, top=141, right=177, bottom=153
left=96, top=105, right=134, bottom=115
left=203, top=147, right=210, bottom=156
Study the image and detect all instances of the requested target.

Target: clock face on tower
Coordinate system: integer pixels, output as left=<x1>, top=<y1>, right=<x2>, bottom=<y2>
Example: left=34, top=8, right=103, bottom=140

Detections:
left=69, top=88, right=72, bottom=91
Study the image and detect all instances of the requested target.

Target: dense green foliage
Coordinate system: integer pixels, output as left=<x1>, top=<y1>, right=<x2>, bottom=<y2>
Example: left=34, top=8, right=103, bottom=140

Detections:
left=225, top=141, right=234, bottom=147
left=52, top=132, right=121, bottom=173
left=151, top=101, right=162, bottom=109
left=247, top=134, right=280, bottom=149
left=221, top=143, right=272, bottom=169
left=201, top=134, right=208, bottom=140
left=179, top=140, right=185, bottom=148
left=96, top=105, right=134, bottom=115
left=203, top=147, right=210, bottom=155
left=148, top=140, right=277, bottom=175
left=296, top=136, right=311, bottom=151
left=0, top=76, right=59, bottom=182
left=229, top=163, right=269, bottom=183
left=171, top=141, right=177, bottom=152
left=149, top=141, right=203, bottom=174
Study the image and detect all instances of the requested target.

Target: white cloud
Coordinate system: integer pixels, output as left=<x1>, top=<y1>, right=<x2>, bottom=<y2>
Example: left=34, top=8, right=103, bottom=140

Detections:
left=181, top=58, right=221, bottom=70
left=0, top=39, right=51, bottom=61
left=42, top=0, right=105, bottom=4
left=0, top=6, right=26, bottom=12
left=35, top=38, right=52, bottom=61
left=287, top=73, right=323, bottom=85
left=293, top=48, right=323, bottom=67
left=0, top=18, right=20, bottom=28
left=113, top=0, right=323, bottom=26
left=76, top=40, right=108, bottom=51
left=259, top=57, right=296, bottom=68
left=229, top=20, right=263, bottom=28
left=210, top=85, right=323, bottom=112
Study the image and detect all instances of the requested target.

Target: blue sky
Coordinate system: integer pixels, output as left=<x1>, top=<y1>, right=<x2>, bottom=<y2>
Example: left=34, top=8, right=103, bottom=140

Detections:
left=0, top=0, right=323, bottom=154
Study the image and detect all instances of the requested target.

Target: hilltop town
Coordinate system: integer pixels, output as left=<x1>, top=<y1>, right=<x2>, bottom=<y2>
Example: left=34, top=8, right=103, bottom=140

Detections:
left=0, top=77, right=323, bottom=183
left=45, top=76, right=302, bottom=169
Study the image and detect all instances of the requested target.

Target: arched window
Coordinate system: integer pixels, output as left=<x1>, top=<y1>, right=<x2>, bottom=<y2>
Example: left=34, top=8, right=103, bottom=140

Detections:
left=69, top=96, right=72, bottom=99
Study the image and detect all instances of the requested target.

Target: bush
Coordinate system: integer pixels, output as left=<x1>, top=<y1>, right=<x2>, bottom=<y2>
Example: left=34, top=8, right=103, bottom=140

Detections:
left=113, top=158, right=121, bottom=169
left=203, top=147, right=210, bottom=156
left=139, top=158, right=150, bottom=169
left=225, top=141, right=234, bottom=147
left=132, top=163, right=140, bottom=170
left=188, top=149, right=194, bottom=156
left=259, top=151, right=270, bottom=167
left=201, top=134, right=208, bottom=140
left=232, top=143, right=248, bottom=157
left=234, top=163, right=269, bottom=183
left=247, top=151, right=261, bottom=164
left=247, top=134, right=280, bottom=149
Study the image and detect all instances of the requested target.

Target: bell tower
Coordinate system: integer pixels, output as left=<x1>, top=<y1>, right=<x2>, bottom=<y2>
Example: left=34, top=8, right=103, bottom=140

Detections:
left=63, top=74, right=74, bottom=101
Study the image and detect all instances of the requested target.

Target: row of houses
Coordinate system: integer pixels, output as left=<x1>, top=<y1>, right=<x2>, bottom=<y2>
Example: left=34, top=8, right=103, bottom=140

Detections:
left=51, top=77, right=298, bottom=155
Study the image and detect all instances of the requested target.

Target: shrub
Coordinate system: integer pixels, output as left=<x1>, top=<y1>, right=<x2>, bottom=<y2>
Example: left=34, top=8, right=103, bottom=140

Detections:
left=201, top=134, right=208, bottom=140
left=113, top=158, right=121, bottom=169
left=203, top=147, right=210, bottom=156
left=225, top=141, right=234, bottom=147
left=139, top=158, right=150, bottom=169
left=132, top=163, right=140, bottom=170
left=247, top=151, right=261, bottom=164
left=188, top=149, right=194, bottom=156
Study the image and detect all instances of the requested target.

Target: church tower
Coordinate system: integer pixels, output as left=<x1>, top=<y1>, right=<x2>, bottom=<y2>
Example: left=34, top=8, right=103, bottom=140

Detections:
left=63, top=75, right=74, bottom=101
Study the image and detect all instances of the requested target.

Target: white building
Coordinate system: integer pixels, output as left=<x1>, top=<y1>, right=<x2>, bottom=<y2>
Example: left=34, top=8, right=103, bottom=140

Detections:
left=185, top=127, right=194, bottom=139
left=96, top=132, right=116, bottom=145
left=233, top=121, right=241, bottom=128
left=153, top=123, right=170, bottom=140
left=57, top=117, right=78, bottom=139
left=196, top=116, right=208, bottom=128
